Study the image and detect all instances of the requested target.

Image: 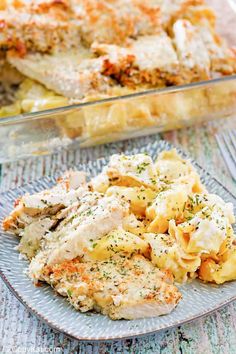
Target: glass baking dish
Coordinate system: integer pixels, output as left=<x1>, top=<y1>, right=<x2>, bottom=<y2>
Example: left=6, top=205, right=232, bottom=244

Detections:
left=0, top=0, right=235, bottom=163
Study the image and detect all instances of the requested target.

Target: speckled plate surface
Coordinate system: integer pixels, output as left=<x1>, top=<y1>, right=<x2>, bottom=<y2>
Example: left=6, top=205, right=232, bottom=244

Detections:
left=0, top=140, right=236, bottom=341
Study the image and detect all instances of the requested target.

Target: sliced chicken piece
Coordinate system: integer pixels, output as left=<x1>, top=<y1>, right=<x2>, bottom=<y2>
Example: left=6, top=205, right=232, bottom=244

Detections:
left=173, top=16, right=236, bottom=78
left=16, top=191, right=101, bottom=258
left=0, top=0, right=81, bottom=54
left=92, top=33, right=183, bottom=87
left=2, top=170, right=88, bottom=233
left=46, top=195, right=129, bottom=265
left=18, top=218, right=55, bottom=259
left=28, top=195, right=129, bottom=280
left=42, top=254, right=181, bottom=319
left=0, top=0, right=161, bottom=53
left=198, top=26, right=236, bottom=75
left=173, top=19, right=210, bottom=81
left=50, top=190, right=102, bottom=233
left=17, top=190, right=103, bottom=260
left=173, top=18, right=236, bottom=76
left=20, top=187, right=82, bottom=216
left=7, top=50, right=114, bottom=99
left=3, top=209, right=36, bottom=236
left=71, top=0, right=161, bottom=45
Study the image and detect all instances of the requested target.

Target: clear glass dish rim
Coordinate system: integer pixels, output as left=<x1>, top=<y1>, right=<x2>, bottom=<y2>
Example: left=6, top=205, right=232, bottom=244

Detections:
left=1, top=74, right=236, bottom=126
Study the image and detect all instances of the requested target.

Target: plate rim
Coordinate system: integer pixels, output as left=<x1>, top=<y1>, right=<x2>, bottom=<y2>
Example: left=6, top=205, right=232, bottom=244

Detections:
left=0, top=139, right=236, bottom=341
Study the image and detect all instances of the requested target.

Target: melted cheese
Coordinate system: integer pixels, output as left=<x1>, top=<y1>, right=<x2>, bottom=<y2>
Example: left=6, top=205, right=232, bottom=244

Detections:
left=107, top=153, right=159, bottom=190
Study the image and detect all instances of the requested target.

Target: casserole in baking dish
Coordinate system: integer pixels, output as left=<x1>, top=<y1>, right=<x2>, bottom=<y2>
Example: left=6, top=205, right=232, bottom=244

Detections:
left=0, top=0, right=235, bottom=161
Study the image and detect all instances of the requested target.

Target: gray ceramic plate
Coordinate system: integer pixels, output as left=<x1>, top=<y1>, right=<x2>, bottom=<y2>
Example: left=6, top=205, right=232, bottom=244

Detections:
left=0, top=140, right=236, bottom=341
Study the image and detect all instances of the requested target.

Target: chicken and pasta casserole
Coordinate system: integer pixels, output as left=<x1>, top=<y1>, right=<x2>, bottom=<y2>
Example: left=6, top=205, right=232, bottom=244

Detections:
left=3, top=150, right=236, bottom=320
